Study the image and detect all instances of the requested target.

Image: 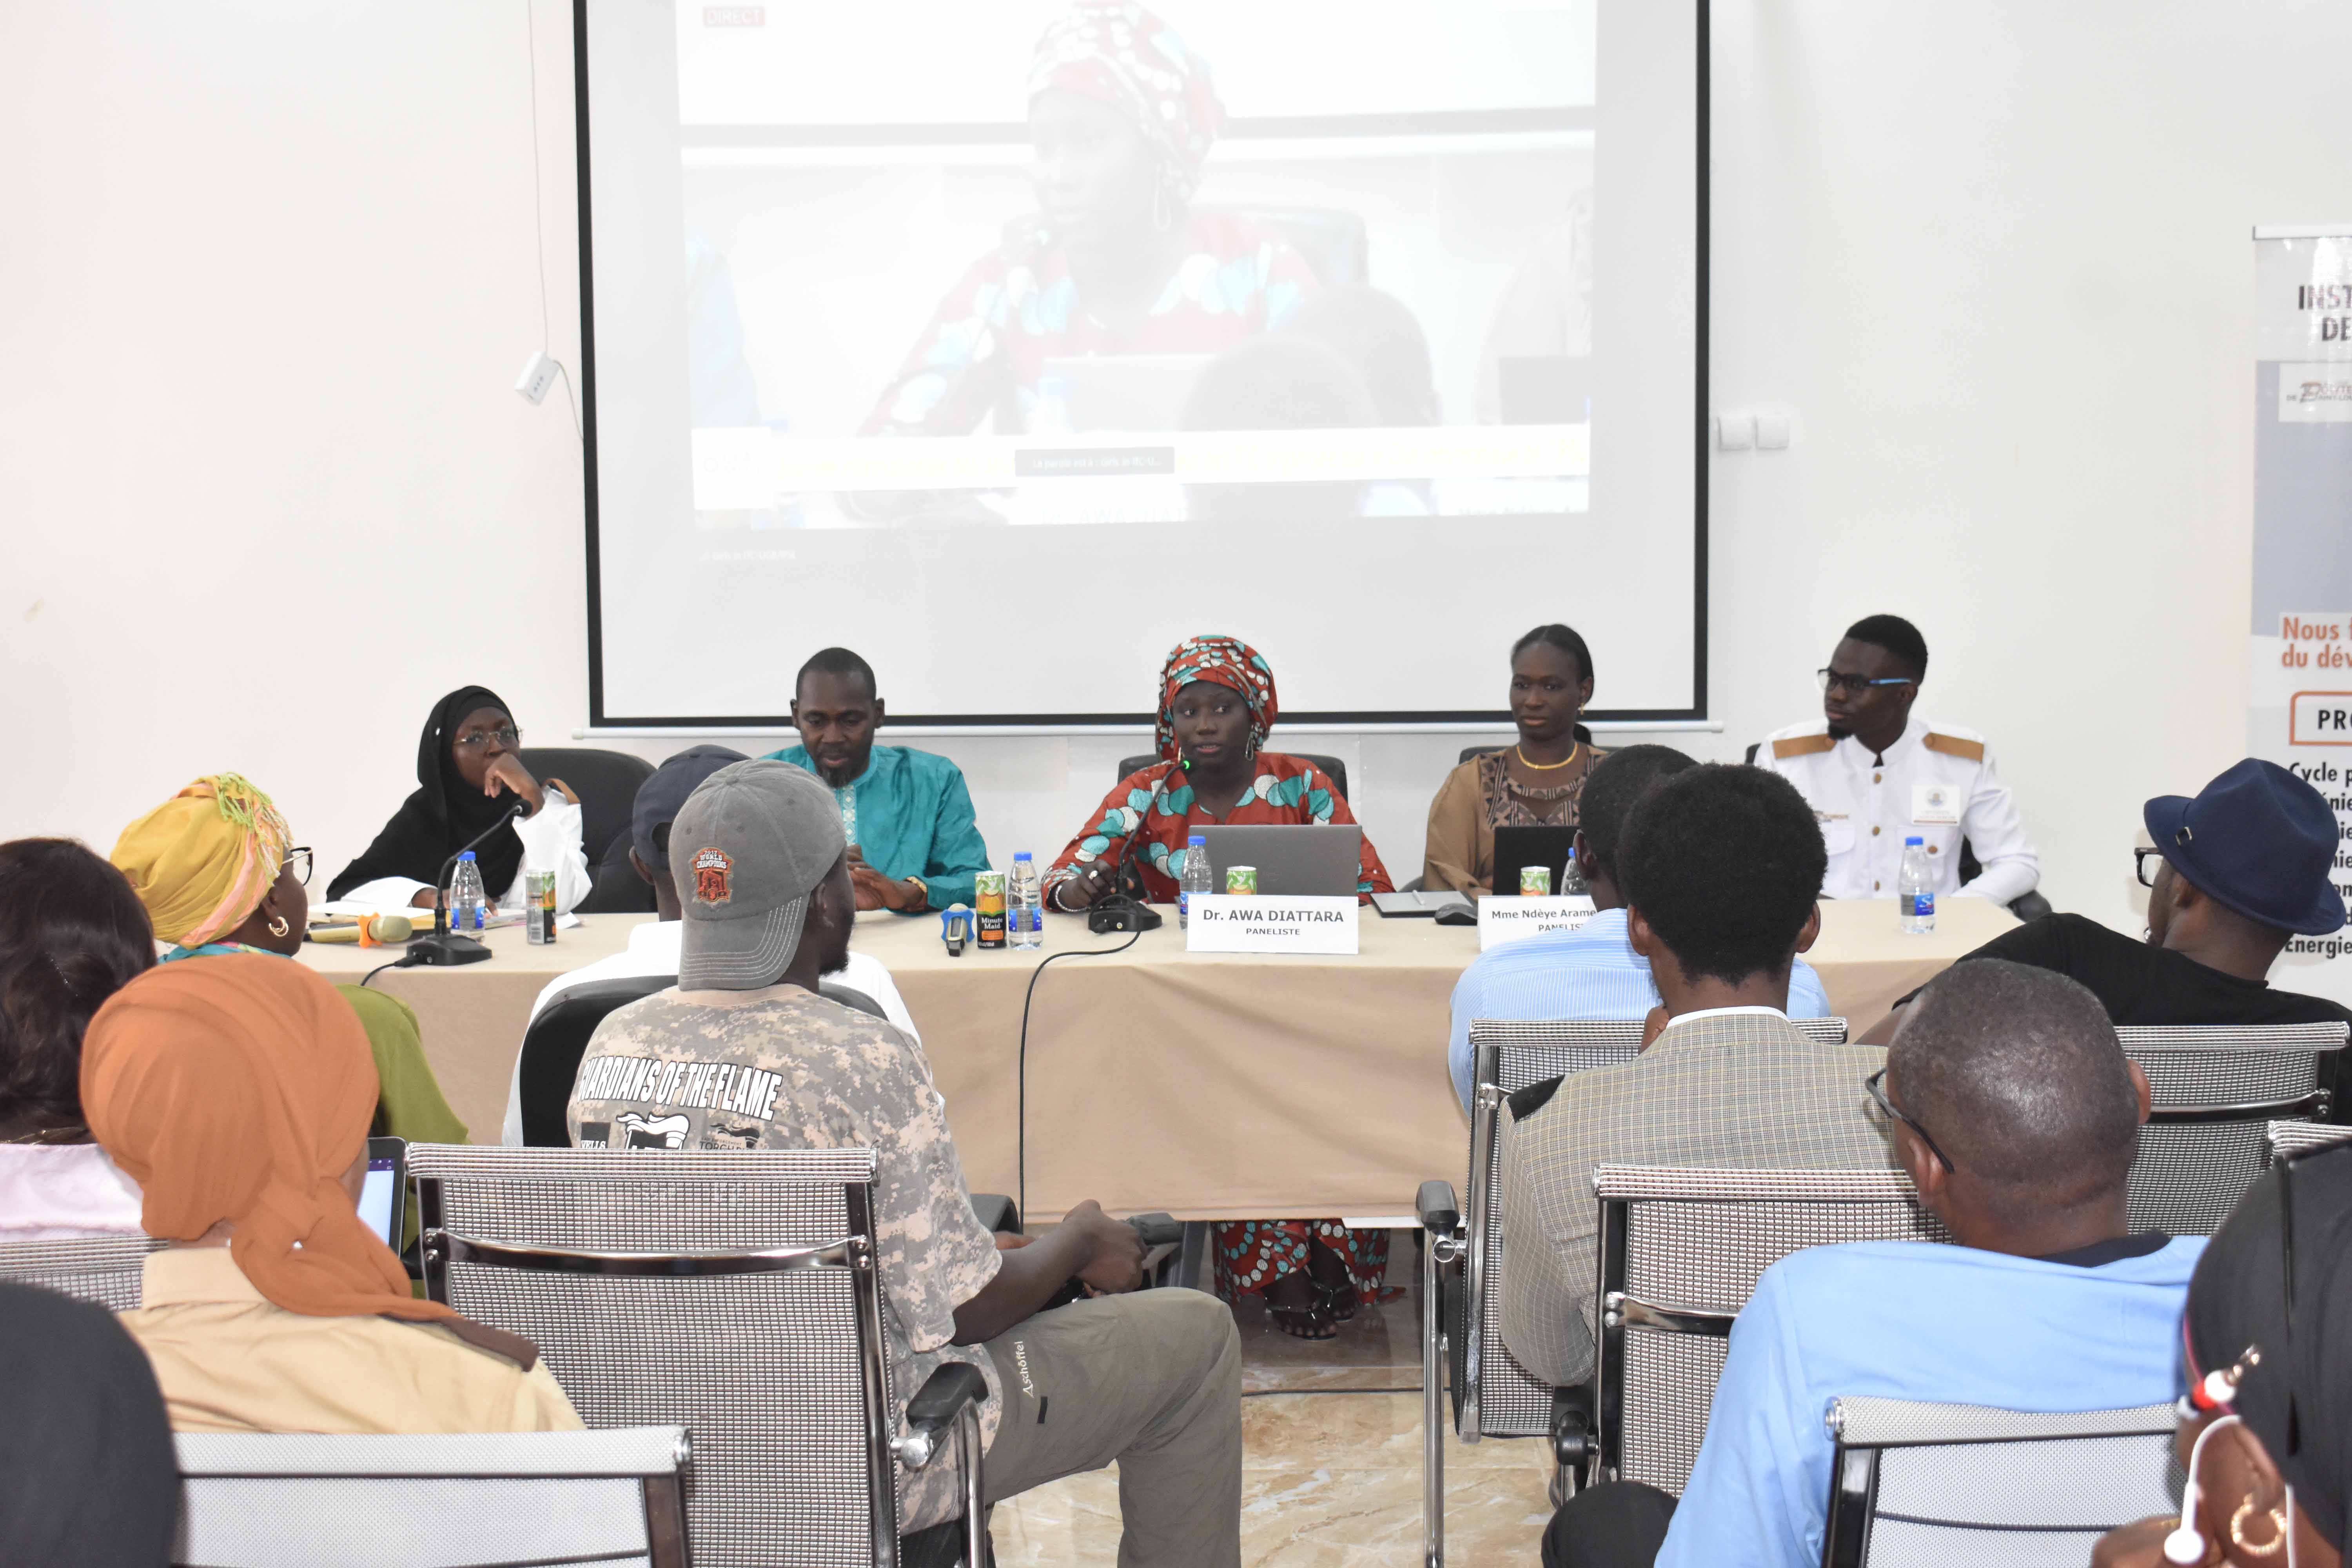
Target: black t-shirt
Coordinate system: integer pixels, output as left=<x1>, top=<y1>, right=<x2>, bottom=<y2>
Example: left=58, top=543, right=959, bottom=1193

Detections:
left=1908, top=913, right=2352, bottom=1118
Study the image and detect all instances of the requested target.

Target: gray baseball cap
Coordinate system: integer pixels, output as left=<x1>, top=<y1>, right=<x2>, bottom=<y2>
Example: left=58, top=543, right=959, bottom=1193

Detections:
left=671, top=759, right=846, bottom=990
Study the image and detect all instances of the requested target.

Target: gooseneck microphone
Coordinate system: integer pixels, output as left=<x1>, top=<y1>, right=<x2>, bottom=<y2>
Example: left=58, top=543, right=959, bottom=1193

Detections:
left=403, top=797, right=531, bottom=968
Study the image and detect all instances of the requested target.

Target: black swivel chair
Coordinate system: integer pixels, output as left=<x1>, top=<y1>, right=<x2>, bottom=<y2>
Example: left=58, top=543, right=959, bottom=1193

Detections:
left=1739, top=741, right=2055, bottom=922
left=518, top=747, right=657, bottom=915
left=1115, top=751, right=1351, bottom=801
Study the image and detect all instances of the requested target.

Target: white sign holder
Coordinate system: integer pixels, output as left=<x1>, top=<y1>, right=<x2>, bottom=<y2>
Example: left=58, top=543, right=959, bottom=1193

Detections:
left=1477, top=895, right=1598, bottom=951
left=1185, top=895, right=1361, bottom=955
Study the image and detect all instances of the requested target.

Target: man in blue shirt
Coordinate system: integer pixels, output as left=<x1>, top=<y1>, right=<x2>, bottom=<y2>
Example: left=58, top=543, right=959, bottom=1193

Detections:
left=1542, top=959, right=2198, bottom=1568
left=1447, top=746, right=1832, bottom=1110
left=763, top=648, right=992, bottom=914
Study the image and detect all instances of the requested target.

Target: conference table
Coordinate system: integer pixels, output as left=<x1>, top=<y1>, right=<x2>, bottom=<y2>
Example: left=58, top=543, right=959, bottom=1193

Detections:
left=299, top=897, right=2015, bottom=1223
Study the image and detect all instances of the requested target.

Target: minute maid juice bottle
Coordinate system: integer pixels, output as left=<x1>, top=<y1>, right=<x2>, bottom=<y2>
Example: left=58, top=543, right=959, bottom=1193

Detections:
left=975, top=870, right=1008, bottom=949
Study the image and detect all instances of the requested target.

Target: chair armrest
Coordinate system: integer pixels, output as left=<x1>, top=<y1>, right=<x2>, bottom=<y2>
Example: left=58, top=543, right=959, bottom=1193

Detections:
left=895, top=1363, right=989, bottom=1470
left=1128, top=1211, right=1182, bottom=1247
left=969, top=1193, right=1019, bottom=1235
left=1417, top=1180, right=1460, bottom=1234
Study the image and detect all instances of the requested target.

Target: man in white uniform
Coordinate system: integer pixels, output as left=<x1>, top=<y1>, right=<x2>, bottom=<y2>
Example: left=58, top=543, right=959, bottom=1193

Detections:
left=1756, top=615, right=2039, bottom=907
left=497, top=745, right=917, bottom=1145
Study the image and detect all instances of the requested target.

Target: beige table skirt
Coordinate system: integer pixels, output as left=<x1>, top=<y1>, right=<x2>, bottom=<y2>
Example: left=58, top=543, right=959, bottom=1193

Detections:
left=301, top=897, right=2015, bottom=1222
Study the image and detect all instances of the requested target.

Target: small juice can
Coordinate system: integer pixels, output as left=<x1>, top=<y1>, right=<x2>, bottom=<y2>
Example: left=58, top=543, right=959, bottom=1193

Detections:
left=524, top=869, right=557, bottom=943
left=1225, top=865, right=1258, bottom=895
left=1520, top=864, right=1553, bottom=897
left=975, top=871, right=1008, bottom=949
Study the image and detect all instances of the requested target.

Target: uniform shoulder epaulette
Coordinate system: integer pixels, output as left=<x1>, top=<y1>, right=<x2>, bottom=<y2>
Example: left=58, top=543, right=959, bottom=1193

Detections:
left=1922, top=732, right=1985, bottom=762
left=1771, top=733, right=1836, bottom=759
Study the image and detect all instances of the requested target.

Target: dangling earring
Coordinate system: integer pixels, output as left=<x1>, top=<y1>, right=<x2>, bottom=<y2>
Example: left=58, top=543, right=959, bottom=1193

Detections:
left=267, top=915, right=290, bottom=938
left=2231, top=1499, right=2288, bottom=1557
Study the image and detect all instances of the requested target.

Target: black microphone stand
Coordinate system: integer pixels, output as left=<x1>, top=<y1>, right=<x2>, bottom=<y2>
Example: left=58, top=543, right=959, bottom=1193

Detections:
left=403, top=799, right=531, bottom=967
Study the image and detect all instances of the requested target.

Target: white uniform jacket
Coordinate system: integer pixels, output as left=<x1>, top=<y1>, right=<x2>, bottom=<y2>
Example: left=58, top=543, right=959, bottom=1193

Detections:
left=1753, top=714, right=2038, bottom=905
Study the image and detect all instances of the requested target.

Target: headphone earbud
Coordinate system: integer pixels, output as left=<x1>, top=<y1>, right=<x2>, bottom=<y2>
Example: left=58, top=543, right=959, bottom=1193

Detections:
left=2165, top=1414, right=2243, bottom=1565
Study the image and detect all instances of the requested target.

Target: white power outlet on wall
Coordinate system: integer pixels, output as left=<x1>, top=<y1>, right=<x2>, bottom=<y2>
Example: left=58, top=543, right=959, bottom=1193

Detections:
left=515, top=350, right=559, bottom=405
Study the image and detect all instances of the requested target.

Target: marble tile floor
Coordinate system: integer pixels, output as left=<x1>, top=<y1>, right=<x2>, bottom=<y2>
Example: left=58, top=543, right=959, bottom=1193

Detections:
left=989, top=1238, right=1558, bottom=1564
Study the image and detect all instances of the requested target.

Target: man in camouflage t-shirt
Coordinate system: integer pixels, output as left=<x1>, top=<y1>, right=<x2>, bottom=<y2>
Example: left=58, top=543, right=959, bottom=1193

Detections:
left=570, top=760, right=1240, bottom=1562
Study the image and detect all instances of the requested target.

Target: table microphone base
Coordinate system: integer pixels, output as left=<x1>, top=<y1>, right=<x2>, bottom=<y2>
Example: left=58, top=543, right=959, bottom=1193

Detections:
left=404, top=931, right=492, bottom=966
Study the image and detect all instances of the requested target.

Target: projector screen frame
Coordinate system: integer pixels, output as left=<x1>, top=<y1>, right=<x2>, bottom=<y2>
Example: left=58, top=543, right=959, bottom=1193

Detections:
left=572, top=0, right=1711, bottom=731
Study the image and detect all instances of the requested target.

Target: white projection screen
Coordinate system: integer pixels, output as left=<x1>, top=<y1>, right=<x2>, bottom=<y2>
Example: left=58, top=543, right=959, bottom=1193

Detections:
left=577, top=0, right=1706, bottom=725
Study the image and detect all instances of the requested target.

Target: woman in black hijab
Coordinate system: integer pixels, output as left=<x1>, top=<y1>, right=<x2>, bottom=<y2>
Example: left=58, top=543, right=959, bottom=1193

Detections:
left=0, top=1279, right=177, bottom=1565
left=2095, top=1144, right=2352, bottom=1567
left=326, top=686, right=590, bottom=913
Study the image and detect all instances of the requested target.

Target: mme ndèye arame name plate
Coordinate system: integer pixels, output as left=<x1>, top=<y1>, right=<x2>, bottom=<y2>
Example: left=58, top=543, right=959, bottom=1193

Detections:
left=1184, top=895, right=1361, bottom=955
left=1477, top=895, right=1597, bottom=951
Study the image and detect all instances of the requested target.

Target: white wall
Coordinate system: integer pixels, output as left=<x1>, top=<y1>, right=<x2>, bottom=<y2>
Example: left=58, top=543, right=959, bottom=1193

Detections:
left=6, top=1, right=2350, bottom=941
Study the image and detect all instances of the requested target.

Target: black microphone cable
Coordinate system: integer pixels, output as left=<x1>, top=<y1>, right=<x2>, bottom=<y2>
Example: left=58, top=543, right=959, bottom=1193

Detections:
left=1016, top=928, right=1142, bottom=1226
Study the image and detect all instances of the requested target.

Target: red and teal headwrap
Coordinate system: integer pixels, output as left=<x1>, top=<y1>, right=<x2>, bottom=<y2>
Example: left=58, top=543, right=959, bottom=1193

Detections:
left=1156, top=634, right=1278, bottom=763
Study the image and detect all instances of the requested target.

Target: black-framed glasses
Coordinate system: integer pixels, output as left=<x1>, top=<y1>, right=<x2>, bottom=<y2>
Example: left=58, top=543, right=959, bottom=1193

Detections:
left=1864, top=1067, right=1955, bottom=1172
left=281, top=846, right=312, bottom=887
left=452, top=726, right=522, bottom=751
left=2134, top=847, right=2167, bottom=889
left=1818, top=668, right=1916, bottom=695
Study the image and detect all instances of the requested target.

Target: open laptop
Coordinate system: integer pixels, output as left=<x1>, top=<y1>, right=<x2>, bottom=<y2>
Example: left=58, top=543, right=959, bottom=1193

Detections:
left=1194, top=824, right=1362, bottom=898
left=1492, top=825, right=1579, bottom=898
left=357, top=1136, right=406, bottom=1249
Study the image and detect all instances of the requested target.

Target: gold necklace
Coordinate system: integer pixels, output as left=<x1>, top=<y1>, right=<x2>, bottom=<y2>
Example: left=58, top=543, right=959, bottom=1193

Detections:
left=1514, top=742, right=1583, bottom=772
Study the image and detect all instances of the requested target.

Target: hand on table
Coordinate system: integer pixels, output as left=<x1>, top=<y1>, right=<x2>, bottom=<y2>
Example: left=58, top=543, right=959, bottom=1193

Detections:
left=1053, top=861, right=1118, bottom=911
left=1067, top=1199, right=1146, bottom=1295
left=410, top=888, right=440, bottom=910
left=846, top=850, right=924, bottom=912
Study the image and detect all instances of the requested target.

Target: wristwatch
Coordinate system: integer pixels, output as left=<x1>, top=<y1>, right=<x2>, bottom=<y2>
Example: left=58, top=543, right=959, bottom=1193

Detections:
left=902, top=875, right=929, bottom=909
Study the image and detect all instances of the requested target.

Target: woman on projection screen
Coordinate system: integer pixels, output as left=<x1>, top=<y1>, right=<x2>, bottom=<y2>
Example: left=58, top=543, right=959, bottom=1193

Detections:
left=860, top=0, right=1321, bottom=442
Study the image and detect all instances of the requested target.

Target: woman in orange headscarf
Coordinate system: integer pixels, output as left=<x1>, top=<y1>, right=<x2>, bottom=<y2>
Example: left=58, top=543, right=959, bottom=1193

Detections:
left=86, top=956, right=579, bottom=1434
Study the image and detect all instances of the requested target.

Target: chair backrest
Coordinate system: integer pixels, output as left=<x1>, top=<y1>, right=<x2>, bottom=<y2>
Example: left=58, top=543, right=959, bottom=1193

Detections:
left=176, top=1426, right=691, bottom=1568
left=2116, top=1022, right=2347, bottom=1234
left=521, top=746, right=659, bottom=914
left=517, top=974, right=679, bottom=1147
left=1454, top=1018, right=1850, bottom=1443
left=1820, top=1399, right=2176, bottom=1567
left=1114, top=750, right=1352, bottom=801
left=820, top=982, right=886, bottom=1021
left=2269, top=1118, right=2352, bottom=1163
left=412, top=1144, right=900, bottom=1568
left=1593, top=1164, right=1946, bottom=1496
left=0, top=1234, right=166, bottom=1310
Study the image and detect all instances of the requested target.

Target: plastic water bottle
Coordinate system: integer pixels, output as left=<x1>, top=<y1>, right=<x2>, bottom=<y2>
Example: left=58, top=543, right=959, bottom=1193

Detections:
left=448, top=850, right=489, bottom=934
left=1558, top=848, right=1590, bottom=897
left=1180, top=834, right=1213, bottom=927
left=1898, top=837, right=1936, bottom=935
left=1009, top=852, right=1044, bottom=950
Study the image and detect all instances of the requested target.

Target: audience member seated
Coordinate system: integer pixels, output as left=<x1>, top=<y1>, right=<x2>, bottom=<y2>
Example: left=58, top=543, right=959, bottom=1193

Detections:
left=1861, top=760, right=2352, bottom=1078
left=0, top=1279, right=178, bottom=1566
left=2094, top=1142, right=2352, bottom=1568
left=1497, top=764, right=1891, bottom=1388
left=327, top=684, right=591, bottom=915
left=91, top=956, right=582, bottom=1433
left=1423, top=624, right=1610, bottom=895
left=1043, top=633, right=1394, bottom=1339
left=761, top=648, right=992, bottom=914
left=1756, top=614, right=2040, bottom=904
left=112, top=775, right=468, bottom=1145
left=1445, top=746, right=1835, bottom=1111
left=567, top=760, right=1241, bottom=1561
left=497, top=744, right=920, bottom=1144
left=1542, top=961, right=2195, bottom=1568
left=0, top=839, right=153, bottom=1240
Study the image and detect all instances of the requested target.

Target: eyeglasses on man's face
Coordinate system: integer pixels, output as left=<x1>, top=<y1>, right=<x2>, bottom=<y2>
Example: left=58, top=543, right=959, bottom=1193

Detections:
left=1864, top=1066, right=1955, bottom=1172
left=2134, top=847, right=2168, bottom=889
left=281, top=846, right=312, bottom=887
left=452, top=726, right=522, bottom=752
left=1818, top=668, right=1916, bottom=695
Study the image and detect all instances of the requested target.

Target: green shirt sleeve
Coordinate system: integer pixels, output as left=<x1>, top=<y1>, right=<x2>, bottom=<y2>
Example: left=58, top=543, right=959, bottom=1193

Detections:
left=336, top=984, right=470, bottom=1145
left=917, top=759, right=991, bottom=911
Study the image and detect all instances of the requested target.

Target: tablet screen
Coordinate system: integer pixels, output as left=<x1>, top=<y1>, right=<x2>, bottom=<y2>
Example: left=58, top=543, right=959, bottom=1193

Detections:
left=358, top=1157, right=398, bottom=1246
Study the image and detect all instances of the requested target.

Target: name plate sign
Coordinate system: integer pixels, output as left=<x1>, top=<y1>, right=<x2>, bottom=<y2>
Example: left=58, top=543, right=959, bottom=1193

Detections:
left=1185, top=895, right=1360, bottom=955
left=1477, top=895, right=1597, bottom=951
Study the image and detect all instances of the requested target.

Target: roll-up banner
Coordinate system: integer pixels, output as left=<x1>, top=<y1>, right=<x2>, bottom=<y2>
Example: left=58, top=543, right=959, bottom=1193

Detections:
left=2251, top=224, right=2352, bottom=1002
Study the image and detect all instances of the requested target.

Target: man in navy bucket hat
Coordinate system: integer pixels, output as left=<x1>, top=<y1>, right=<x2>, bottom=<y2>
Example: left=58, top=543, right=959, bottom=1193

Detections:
left=1863, top=761, right=2350, bottom=1118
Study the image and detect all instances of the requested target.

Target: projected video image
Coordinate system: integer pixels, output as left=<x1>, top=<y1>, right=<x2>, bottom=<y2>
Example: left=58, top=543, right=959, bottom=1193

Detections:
left=677, top=0, right=1596, bottom=529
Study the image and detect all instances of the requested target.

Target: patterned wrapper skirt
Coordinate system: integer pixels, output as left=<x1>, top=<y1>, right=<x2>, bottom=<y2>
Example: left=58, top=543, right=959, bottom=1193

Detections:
left=1212, top=1220, right=1390, bottom=1303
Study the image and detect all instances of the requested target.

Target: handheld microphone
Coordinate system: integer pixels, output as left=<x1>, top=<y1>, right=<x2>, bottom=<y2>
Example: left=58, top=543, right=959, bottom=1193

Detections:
left=405, top=798, right=531, bottom=968
left=938, top=903, right=973, bottom=957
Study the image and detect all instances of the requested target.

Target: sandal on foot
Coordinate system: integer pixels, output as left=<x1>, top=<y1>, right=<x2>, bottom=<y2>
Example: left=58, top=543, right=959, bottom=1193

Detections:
left=1306, top=1238, right=1361, bottom=1322
left=1264, top=1271, right=1339, bottom=1340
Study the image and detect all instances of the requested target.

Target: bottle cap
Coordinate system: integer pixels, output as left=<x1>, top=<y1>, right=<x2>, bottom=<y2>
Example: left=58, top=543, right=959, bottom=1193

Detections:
left=1188, top=835, right=1207, bottom=846
left=459, top=850, right=477, bottom=861
left=1014, top=851, right=1033, bottom=862
left=1905, top=837, right=1922, bottom=846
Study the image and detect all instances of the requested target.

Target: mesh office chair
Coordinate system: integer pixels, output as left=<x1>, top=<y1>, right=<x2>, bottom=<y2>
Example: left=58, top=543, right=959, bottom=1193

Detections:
left=1114, top=751, right=1350, bottom=802
left=1819, top=1399, right=2176, bottom=1567
left=519, top=747, right=658, bottom=915
left=2269, top=1118, right=2352, bottom=1162
left=1592, top=1165, right=1948, bottom=1498
left=176, top=1427, right=693, bottom=1568
left=412, top=1144, right=989, bottom=1568
left=1414, top=1016, right=1850, bottom=1563
left=0, top=1234, right=165, bottom=1310
left=2116, top=1022, right=2347, bottom=1233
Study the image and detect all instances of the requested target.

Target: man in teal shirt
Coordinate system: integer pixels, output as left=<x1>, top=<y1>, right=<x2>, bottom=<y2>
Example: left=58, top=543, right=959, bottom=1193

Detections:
left=763, top=647, right=991, bottom=914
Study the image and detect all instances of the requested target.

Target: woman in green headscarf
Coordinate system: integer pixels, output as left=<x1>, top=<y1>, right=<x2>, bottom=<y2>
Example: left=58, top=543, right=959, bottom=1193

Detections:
left=110, top=776, right=468, bottom=1146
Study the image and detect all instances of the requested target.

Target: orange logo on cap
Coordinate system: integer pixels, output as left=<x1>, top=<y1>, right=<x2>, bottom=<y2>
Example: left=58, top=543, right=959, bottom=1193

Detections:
left=691, top=847, right=733, bottom=905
